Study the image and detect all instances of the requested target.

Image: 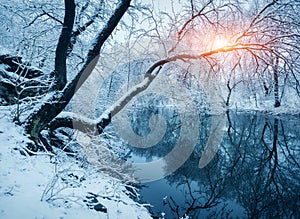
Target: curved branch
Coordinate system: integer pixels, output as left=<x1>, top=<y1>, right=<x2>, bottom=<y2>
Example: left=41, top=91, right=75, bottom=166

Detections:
left=85, top=43, right=270, bottom=133
left=48, top=112, right=97, bottom=132
left=44, top=38, right=285, bottom=143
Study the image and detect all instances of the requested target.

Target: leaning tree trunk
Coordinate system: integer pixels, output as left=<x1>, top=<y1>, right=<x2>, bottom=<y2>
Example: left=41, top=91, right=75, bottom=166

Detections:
left=24, top=0, right=132, bottom=150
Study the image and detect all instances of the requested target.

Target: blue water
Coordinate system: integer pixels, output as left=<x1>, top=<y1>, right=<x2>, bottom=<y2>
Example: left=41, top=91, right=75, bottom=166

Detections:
left=124, top=111, right=300, bottom=218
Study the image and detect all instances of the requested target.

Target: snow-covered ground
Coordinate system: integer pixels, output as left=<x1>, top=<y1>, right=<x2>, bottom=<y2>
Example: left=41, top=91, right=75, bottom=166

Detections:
left=0, top=108, right=151, bottom=219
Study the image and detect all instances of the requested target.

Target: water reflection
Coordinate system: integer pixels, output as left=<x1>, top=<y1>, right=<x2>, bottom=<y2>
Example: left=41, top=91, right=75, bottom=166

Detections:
left=92, top=59, right=299, bottom=217
left=127, top=111, right=300, bottom=218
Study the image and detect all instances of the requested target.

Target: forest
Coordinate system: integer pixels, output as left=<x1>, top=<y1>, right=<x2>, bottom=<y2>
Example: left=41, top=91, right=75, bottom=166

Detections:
left=0, top=0, right=299, bottom=218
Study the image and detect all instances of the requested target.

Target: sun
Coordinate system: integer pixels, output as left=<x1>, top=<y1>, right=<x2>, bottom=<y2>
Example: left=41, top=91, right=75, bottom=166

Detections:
left=212, top=36, right=230, bottom=50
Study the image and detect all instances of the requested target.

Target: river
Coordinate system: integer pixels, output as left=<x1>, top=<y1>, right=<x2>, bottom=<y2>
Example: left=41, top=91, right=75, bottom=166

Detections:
left=118, top=110, right=300, bottom=218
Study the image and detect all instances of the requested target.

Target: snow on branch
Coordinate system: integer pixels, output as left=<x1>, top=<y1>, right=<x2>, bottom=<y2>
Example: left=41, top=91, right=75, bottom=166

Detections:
left=50, top=42, right=278, bottom=134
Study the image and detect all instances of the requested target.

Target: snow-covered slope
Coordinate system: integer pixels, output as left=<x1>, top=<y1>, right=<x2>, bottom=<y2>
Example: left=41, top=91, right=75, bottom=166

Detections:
left=0, top=109, right=151, bottom=219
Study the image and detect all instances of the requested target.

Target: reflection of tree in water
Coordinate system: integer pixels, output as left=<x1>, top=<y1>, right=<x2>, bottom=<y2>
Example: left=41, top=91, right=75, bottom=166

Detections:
left=127, top=94, right=182, bottom=160
left=131, top=110, right=300, bottom=218
left=224, top=112, right=300, bottom=218
left=165, top=176, right=229, bottom=218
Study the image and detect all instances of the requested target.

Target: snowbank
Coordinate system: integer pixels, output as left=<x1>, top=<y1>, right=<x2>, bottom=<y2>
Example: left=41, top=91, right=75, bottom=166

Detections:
left=0, top=109, right=151, bottom=219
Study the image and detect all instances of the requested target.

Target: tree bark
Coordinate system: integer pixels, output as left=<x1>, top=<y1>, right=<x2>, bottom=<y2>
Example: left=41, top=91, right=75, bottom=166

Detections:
left=274, top=57, right=281, bottom=107
left=24, top=0, right=131, bottom=149
left=53, top=0, right=76, bottom=90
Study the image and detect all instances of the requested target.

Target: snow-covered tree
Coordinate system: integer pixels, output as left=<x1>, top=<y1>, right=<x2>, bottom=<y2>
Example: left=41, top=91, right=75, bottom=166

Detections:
left=0, top=0, right=299, bottom=151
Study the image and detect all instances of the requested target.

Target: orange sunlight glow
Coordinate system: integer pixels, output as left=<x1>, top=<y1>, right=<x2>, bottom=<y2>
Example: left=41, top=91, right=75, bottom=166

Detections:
left=212, top=36, right=231, bottom=50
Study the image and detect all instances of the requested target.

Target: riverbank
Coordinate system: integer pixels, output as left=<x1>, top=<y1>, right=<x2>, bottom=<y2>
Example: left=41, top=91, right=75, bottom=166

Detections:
left=0, top=110, right=151, bottom=219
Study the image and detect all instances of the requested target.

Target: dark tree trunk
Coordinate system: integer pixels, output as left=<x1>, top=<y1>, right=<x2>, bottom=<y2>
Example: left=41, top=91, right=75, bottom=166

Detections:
left=226, top=80, right=232, bottom=107
left=274, top=57, right=281, bottom=107
left=24, top=0, right=131, bottom=149
left=263, top=81, right=269, bottom=96
left=53, top=0, right=76, bottom=90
